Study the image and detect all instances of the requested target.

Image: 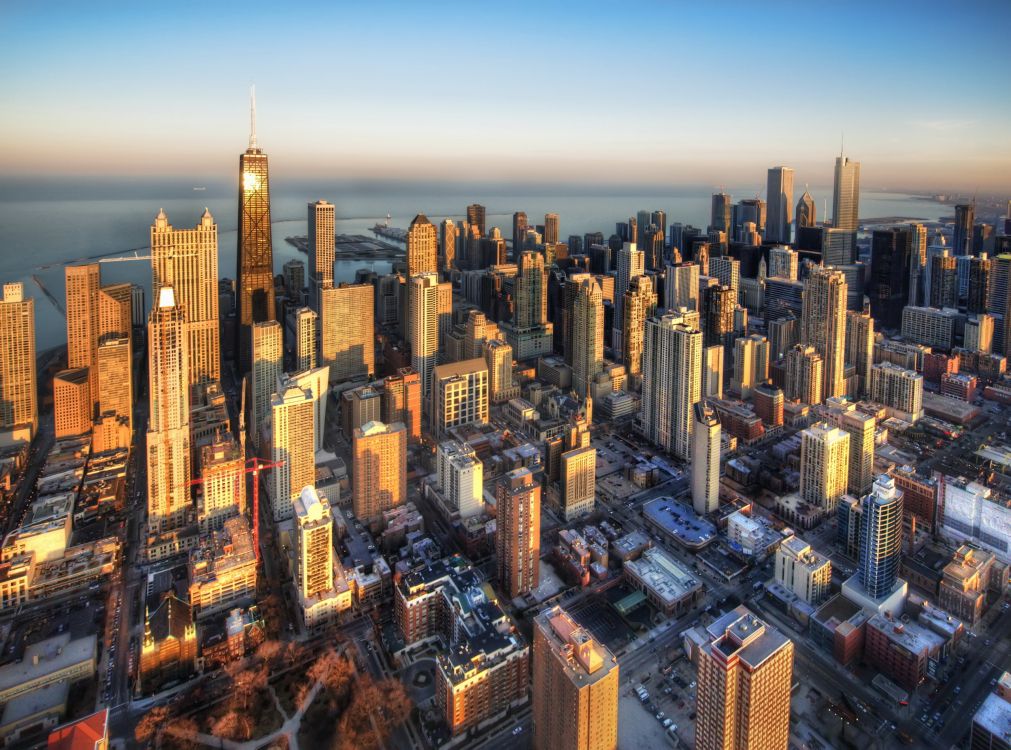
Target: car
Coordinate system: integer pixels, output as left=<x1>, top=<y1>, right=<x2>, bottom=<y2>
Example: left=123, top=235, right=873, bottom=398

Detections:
left=511, top=726, right=523, bottom=736
left=657, top=711, right=665, bottom=720
left=662, top=718, right=673, bottom=729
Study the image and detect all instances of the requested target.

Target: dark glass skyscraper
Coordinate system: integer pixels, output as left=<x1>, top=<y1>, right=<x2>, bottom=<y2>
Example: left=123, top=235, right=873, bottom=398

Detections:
left=857, top=475, right=903, bottom=599
left=953, top=203, right=974, bottom=256
left=869, top=227, right=912, bottom=329
left=236, top=92, right=276, bottom=371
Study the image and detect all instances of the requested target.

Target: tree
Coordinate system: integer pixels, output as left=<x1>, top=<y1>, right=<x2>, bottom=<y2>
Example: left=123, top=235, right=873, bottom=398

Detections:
left=211, top=710, right=255, bottom=741
left=135, top=705, right=170, bottom=745
left=307, top=648, right=353, bottom=697
left=254, top=639, right=284, bottom=668
left=283, top=640, right=305, bottom=669
left=229, top=663, right=269, bottom=712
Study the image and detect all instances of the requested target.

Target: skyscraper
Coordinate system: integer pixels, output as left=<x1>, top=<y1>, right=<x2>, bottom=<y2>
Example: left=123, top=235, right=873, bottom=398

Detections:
left=702, top=285, right=735, bottom=350
left=512, top=212, right=528, bottom=255
left=147, top=287, right=191, bottom=533
left=320, top=283, right=374, bottom=382
left=613, top=242, right=644, bottom=355
left=407, top=214, right=438, bottom=278
left=515, top=251, right=547, bottom=328
left=236, top=93, right=276, bottom=371
left=0, top=283, right=37, bottom=440
left=869, top=227, right=913, bottom=329
left=53, top=368, right=91, bottom=439
left=544, top=213, right=560, bottom=245
left=436, top=440, right=484, bottom=518
left=953, top=203, right=974, bottom=256
left=431, top=359, right=489, bottom=438
left=968, top=253, right=992, bottom=313
left=572, top=277, right=604, bottom=398
left=294, top=307, right=318, bottom=371
left=832, top=154, right=860, bottom=231
left=382, top=368, right=422, bottom=442
left=929, top=252, right=957, bottom=308
left=96, top=335, right=132, bottom=441
left=466, top=203, right=486, bottom=237
left=409, top=273, right=440, bottom=398
left=640, top=312, right=703, bottom=460
left=198, top=438, right=245, bottom=531
left=250, top=320, right=282, bottom=449
left=352, top=420, right=407, bottom=524
left=151, top=208, right=221, bottom=392
left=785, top=344, right=823, bottom=405
left=692, top=403, right=721, bottom=515
left=800, top=422, right=850, bottom=512
left=65, top=263, right=100, bottom=413
left=766, top=166, right=794, bottom=244
left=858, top=475, right=904, bottom=598
left=270, top=384, right=316, bottom=522
left=695, top=607, right=794, bottom=750
left=731, top=334, right=769, bottom=399
left=496, top=467, right=541, bottom=598
left=710, top=192, right=732, bottom=236
left=622, top=275, right=656, bottom=377
left=532, top=605, right=619, bottom=750
left=439, top=218, right=458, bottom=271
left=308, top=200, right=335, bottom=309
left=666, top=262, right=700, bottom=312
left=796, top=189, right=816, bottom=229
left=294, top=485, right=334, bottom=600
left=801, top=266, right=847, bottom=400
left=484, top=338, right=515, bottom=403
left=844, top=310, right=874, bottom=397
left=907, top=223, right=928, bottom=306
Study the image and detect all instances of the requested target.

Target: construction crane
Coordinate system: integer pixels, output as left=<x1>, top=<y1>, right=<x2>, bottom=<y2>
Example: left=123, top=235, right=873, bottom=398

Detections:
left=185, top=456, right=283, bottom=563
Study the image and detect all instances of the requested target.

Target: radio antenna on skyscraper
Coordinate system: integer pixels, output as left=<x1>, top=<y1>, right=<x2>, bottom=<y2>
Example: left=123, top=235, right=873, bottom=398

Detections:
left=249, top=85, right=257, bottom=149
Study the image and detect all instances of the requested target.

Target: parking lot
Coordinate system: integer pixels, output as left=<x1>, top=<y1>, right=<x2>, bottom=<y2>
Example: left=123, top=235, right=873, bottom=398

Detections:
left=620, top=658, right=698, bottom=748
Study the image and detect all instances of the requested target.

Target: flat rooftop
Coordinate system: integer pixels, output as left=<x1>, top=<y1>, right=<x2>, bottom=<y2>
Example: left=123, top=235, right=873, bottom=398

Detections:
left=642, top=497, right=716, bottom=548
left=624, top=547, right=701, bottom=606
left=974, top=691, right=1011, bottom=744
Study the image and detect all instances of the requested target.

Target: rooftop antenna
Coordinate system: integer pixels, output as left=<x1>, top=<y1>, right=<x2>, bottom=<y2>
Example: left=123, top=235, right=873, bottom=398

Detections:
left=840, top=132, right=844, bottom=158
left=249, top=85, right=257, bottom=149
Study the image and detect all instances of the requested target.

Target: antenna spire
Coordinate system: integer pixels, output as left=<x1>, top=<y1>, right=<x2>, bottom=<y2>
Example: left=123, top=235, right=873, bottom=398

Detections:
left=249, top=85, right=257, bottom=149
left=840, top=132, right=844, bottom=158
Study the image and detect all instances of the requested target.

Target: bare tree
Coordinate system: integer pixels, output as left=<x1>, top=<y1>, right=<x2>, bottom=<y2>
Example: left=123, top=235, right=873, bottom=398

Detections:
left=211, top=710, right=255, bottom=741
left=135, top=705, right=170, bottom=745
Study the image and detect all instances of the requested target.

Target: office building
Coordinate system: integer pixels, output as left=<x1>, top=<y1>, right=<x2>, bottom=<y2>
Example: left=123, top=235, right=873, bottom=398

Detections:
left=514, top=251, right=547, bottom=328
left=409, top=273, right=440, bottom=397
left=236, top=102, right=276, bottom=371
left=439, top=218, right=457, bottom=271
left=869, top=227, right=912, bottom=329
left=695, top=607, right=793, bottom=750
left=95, top=334, right=132, bottom=446
left=869, top=362, right=923, bottom=422
left=703, top=344, right=724, bottom=399
left=901, top=305, right=960, bottom=350
left=784, top=344, right=823, bottom=405
left=766, top=166, right=794, bottom=244
left=769, top=246, right=798, bottom=281
left=613, top=242, right=644, bottom=355
left=198, top=438, right=245, bottom=531
left=969, top=673, right=1011, bottom=750
left=692, top=403, right=721, bottom=516
left=407, top=214, right=438, bottom=278
left=382, top=368, right=422, bottom=442
left=352, top=421, right=407, bottom=523
left=572, top=277, right=604, bottom=398
left=532, top=605, right=619, bottom=750
left=53, top=369, right=91, bottom=439
left=799, top=422, right=850, bottom=512
left=321, top=283, right=374, bottom=382
left=512, top=212, right=528, bottom=255
left=65, top=264, right=100, bottom=412
left=666, top=262, right=700, bottom=311
left=930, top=252, right=958, bottom=308
left=436, top=441, right=484, bottom=519
left=270, top=384, right=315, bottom=522
left=753, top=383, right=784, bottom=427
left=484, top=338, right=516, bottom=404
left=496, top=468, right=541, bottom=599
left=543, top=213, right=560, bottom=245
left=294, top=485, right=334, bottom=600
left=953, top=203, right=974, bottom=256
left=640, top=312, right=703, bottom=460
left=147, top=288, right=192, bottom=533
left=965, top=314, right=995, bottom=353
left=622, top=275, right=656, bottom=376
left=796, top=190, right=816, bottom=229
left=711, top=192, right=732, bottom=236
left=282, top=259, right=304, bottom=300
left=466, top=204, right=486, bottom=236
left=431, top=359, right=489, bottom=438
left=801, top=266, right=847, bottom=399
left=968, top=254, right=992, bottom=313
left=732, top=334, right=769, bottom=399
left=844, top=310, right=874, bottom=396
left=294, top=306, right=318, bottom=371
left=250, top=321, right=282, bottom=448
left=858, top=475, right=904, bottom=598
left=823, top=399, right=875, bottom=496
left=702, top=285, right=734, bottom=350
left=0, top=283, right=37, bottom=440
left=775, top=535, right=831, bottom=605
left=151, top=208, right=221, bottom=390
left=832, top=154, right=860, bottom=231
left=710, top=256, right=740, bottom=296
left=307, top=200, right=335, bottom=308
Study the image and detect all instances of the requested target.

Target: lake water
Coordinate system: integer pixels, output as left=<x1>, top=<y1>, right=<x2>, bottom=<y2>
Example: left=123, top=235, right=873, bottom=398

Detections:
left=0, top=176, right=948, bottom=349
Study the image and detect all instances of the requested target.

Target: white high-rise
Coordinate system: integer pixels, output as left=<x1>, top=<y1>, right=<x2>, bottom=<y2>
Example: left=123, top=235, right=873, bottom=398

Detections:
left=294, top=307, right=318, bottom=372
left=766, top=166, right=795, bottom=244
left=409, top=273, right=440, bottom=399
left=271, top=384, right=316, bottom=521
left=692, top=403, right=721, bottom=515
left=800, top=422, right=850, bottom=512
left=436, top=440, right=484, bottom=518
left=640, top=312, right=703, bottom=460
left=832, top=155, right=861, bottom=231
left=250, top=321, right=283, bottom=448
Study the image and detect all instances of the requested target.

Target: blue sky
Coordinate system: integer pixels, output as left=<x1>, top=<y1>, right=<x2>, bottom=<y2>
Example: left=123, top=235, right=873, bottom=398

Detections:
left=1, top=1, right=1008, bottom=190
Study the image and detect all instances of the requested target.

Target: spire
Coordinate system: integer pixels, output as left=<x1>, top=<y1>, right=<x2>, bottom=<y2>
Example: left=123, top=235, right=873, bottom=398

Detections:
left=249, top=84, right=257, bottom=149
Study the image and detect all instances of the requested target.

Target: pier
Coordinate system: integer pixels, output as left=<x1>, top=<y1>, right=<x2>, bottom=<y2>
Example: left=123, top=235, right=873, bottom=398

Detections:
left=285, top=233, right=405, bottom=260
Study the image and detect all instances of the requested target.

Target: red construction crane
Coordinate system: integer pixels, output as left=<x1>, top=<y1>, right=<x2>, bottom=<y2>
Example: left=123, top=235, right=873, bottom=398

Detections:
left=185, top=456, right=283, bottom=563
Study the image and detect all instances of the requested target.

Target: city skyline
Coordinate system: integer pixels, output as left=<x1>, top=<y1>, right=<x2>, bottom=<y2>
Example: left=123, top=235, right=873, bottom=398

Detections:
left=1, top=3, right=1009, bottom=191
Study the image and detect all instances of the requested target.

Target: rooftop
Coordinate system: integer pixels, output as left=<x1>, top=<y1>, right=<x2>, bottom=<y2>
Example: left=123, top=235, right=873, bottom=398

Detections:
left=706, top=605, right=791, bottom=668
left=535, top=605, right=617, bottom=685
left=624, top=547, right=702, bottom=605
left=973, top=690, right=1011, bottom=744
left=0, top=633, right=96, bottom=692
left=867, top=614, right=945, bottom=655
left=642, top=497, right=716, bottom=548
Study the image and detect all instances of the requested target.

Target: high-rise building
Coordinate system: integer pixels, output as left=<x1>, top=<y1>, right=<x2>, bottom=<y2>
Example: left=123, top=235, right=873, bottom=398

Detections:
left=695, top=606, right=793, bottom=750
left=775, top=535, right=831, bottom=605
left=515, top=251, right=547, bottom=328
left=65, top=263, right=100, bottom=412
left=666, top=262, right=700, bottom=312
left=572, top=277, right=604, bottom=398
left=766, top=166, right=794, bottom=244
left=731, top=335, right=769, bottom=399
left=98, top=282, right=133, bottom=341
left=768, top=246, right=799, bottom=281
left=282, top=259, right=305, bottom=301
left=352, top=421, right=407, bottom=523
left=496, top=467, right=541, bottom=598
left=431, top=359, right=489, bottom=438
left=692, top=403, right=721, bottom=516
left=307, top=200, right=335, bottom=309
left=436, top=440, right=484, bottom=518
left=466, top=204, right=486, bottom=237
left=785, top=344, right=823, bottom=405
left=512, top=212, right=528, bottom=255
left=799, top=422, right=850, bottom=512
left=907, top=223, right=928, bottom=307
left=96, top=334, right=132, bottom=443
left=753, top=383, right=784, bottom=427
left=832, top=154, right=860, bottom=231
left=844, top=310, right=874, bottom=396
left=964, top=314, right=994, bottom=353
left=294, top=485, right=334, bottom=599
left=532, top=605, right=619, bottom=750
left=147, top=287, right=192, bottom=533
left=869, top=227, right=912, bottom=329
left=953, top=203, right=974, bottom=256
left=0, top=283, right=37, bottom=440
left=544, top=213, right=560, bottom=245
left=53, top=368, right=91, bottom=439
left=622, top=275, right=656, bottom=377
left=801, top=266, right=847, bottom=400
left=857, top=475, right=904, bottom=598
left=968, top=253, right=992, bottom=313
left=409, top=273, right=440, bottom=398
left=929, top=251, right=958, bottom=308
left=703, top=344, right=724, bottom=399
left=198, top=437, right=245, bottom=531
left=702, top=285, right=734, bottom=350
left=640, top=312, right=703, bottom=460
left=823, top=399, right=876, bottom=496
left=710, top=257, right=740, bottom=297
left=320, top=283, right=374, bottom=382
left=236, top=96, right=276, bottom=371
left=613, top=242, right=644, bottom=355
left=484, top=338, right=516, bottom=403
left=293, top=307, right=318, bottom=371
left=710, top=192, right=732, bottom=236
left=796, top=190, right=816, bottom=230
left=437, top=218, right=457, bottom=272
left=250, top=321, right=282, bottom=449
left=407, top=214, right=438, bottom=278
left=270, top=384, right=315, bottom=522
left=869, top=362, right=923, bottom=422
left=382, top=368, right=422, bottom=442
left=151, top=208, right=221, bottom=392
